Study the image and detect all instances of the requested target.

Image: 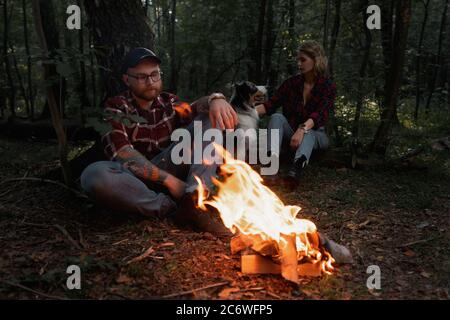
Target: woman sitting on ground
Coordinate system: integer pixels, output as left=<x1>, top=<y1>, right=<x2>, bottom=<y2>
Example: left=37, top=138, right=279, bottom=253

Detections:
left=256, top=40, right=336, bottom=186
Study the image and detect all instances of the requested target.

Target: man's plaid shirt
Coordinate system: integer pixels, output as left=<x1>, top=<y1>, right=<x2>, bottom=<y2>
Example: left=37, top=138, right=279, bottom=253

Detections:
left=102, top=90, right=196, bottom=160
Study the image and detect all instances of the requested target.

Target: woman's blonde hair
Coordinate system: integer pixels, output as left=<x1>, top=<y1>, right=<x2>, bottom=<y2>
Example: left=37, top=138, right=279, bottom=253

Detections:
left=298, top=40, right=329, bottom=77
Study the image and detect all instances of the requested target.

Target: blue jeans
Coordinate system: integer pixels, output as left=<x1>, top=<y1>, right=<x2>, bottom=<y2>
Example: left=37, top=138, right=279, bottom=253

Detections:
left=267, top=113, right=329, bottom=164
left=80, top=114, right=218, bottom=218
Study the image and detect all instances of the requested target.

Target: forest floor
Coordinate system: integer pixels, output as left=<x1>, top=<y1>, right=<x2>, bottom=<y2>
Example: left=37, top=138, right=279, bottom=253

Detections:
left=0, top=136, right=449, bottom=300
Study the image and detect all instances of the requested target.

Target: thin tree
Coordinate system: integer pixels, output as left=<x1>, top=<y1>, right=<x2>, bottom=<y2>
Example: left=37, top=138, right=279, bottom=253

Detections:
left=3, top=0, right=16, bottom=118
left=352, top=0, right=373, bottom=140
left=169, top=0, right=177, bottom=92
left=32, top=0, right=72, bottom=186
left=76, top=0, right=89, bottom=122
left=414, top=0, right=430, bottom=121
left=323, top=0, right=331, bottom=51
left=371, top=0, right=412, bottom=155
left=328, top=0, right=341, bottom=78
left=22, top=0, right=34, bottom=120
left=424, top=0, right=448, bottom=115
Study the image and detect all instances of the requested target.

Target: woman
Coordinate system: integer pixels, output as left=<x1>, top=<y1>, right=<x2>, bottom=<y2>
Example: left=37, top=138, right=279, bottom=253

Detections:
left=256, top=40, right=336, bottom=186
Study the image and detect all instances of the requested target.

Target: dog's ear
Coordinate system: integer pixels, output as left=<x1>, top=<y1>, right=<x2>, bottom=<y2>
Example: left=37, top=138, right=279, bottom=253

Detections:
left=245, top=81, right=258, bottom=94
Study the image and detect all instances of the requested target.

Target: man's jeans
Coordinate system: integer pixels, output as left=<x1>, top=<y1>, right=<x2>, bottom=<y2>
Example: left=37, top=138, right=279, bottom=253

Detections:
left=80, top=114, right=218, bottom=218
left=267, top=113, right=329, bottom=164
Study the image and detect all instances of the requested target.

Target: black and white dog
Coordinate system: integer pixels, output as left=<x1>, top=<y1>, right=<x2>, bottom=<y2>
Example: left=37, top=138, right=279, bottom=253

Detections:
left=230, top=81, right=261, bottom=131
left=229, top=81, right=267, bottom=161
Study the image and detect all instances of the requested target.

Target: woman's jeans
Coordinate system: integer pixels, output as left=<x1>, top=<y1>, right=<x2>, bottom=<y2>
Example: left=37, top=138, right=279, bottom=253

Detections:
left=267, top=113, right=329, bottom=165
left=80, top=114, right=217, bottom=218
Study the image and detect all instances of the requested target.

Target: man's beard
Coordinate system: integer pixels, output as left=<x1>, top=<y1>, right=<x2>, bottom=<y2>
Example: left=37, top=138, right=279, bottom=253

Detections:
left=134, top=84, right=162, bottom=102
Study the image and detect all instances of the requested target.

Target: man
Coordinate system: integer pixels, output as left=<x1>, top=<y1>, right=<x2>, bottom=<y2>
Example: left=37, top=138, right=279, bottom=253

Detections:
left=80, top=48, right=238, bottom=234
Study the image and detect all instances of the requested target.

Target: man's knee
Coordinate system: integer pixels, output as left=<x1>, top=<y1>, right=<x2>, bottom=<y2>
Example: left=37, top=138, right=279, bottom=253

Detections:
left=80, top=161, right=118, bottom=195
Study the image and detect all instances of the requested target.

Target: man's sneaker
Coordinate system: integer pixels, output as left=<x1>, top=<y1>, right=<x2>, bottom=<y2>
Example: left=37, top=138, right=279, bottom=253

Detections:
left=173, top=191, right=231, bottom=237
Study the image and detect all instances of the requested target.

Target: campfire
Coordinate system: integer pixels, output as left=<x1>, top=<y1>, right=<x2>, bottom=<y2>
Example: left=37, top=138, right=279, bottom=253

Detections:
left=194, top=144, right=335, bottom=283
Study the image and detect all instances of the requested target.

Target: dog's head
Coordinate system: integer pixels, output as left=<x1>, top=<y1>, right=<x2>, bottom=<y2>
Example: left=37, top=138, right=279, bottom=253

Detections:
left=230, top=81, right=259, bottom=108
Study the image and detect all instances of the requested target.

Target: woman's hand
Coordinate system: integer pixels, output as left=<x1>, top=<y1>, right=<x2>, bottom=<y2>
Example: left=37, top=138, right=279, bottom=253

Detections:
left=290, top=128, right=305, bottom=150
left=255, top=104, right=266, bottom=116
left=163, top=174, right=187, bottom=200
left=209, top=98, right=238, bottom=130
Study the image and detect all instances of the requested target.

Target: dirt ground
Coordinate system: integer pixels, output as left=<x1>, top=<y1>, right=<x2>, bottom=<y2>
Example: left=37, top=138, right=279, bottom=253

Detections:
left=0, top=137, right=449, bottom=300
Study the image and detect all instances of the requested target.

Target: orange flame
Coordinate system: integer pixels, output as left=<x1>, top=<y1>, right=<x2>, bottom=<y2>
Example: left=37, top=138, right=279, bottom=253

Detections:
left=195, top=143, right=334, bottom=275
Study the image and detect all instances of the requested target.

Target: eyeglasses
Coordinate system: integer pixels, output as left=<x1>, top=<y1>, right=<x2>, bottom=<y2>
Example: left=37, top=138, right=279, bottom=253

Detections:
left=127, top=71, right=163, bottom=83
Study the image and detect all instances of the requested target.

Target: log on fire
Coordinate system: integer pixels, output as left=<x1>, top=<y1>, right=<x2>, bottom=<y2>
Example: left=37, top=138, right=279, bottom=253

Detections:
left=232, top=233, right=331, bottom=282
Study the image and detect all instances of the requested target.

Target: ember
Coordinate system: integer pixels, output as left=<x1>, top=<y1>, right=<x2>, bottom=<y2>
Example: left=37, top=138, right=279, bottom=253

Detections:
left=194, top=144, right=335, bottom=283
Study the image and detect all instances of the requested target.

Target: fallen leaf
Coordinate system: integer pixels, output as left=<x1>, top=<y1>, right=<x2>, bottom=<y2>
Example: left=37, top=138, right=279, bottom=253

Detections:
left=116, top=274, right=133, bottom=284
left=403, top=249, right=416, bottom=257
left=420, top=272, right=431, bottom=278
left=218, top=287, right=240, bottom=299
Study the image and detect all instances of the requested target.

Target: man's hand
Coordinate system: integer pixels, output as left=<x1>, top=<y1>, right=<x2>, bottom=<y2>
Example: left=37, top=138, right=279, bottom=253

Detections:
left=290, top=129, right=305, bottom=150
left=209, top=98, right=238, bottom=130
left=163, top=174, right=187, bottom=200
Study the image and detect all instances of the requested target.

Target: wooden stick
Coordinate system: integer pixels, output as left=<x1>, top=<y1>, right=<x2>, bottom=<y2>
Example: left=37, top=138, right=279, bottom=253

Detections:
left=0, top=279, right=67, bottom=300
left=126, top=246, right=155, bottom=265
left=0, top=177, right=88, bottom=199
left=397, top=236, right=442, bottom=248
left=54, top=224, right=82, bottom=250
left=162, top=281, right=230, bottom=298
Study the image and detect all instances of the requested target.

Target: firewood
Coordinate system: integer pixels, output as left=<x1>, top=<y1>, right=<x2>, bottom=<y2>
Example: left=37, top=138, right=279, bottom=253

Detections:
left=279, top=234, right=298, bottom=283
left=241, top=253, right=323, bottom=277
left=241, top=254, right=280, bottom=274
left=297, top=262, right=322, bottom=277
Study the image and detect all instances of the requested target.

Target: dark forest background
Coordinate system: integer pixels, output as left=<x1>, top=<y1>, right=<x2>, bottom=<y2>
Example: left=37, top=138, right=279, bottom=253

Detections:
left=0, top=0, right=449, bottom=183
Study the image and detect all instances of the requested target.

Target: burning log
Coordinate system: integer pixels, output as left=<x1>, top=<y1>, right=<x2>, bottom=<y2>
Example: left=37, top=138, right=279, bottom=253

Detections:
left=233, top=233, right=329, bottom=282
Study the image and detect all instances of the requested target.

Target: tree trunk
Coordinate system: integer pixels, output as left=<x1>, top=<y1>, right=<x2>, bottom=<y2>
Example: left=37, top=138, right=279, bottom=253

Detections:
left=76, top=0, right=90, bottom=123
left=380, top=0, right=394, bottom=69
left=38, top=0, right=65, bottom=120
left=263, top=0, right=275, bottom=84
left=169, top=0, right=177, bottom=93
left=22, top=0, right=34, bottom=120
left=370, top=0, right=412, bottom=155
left=3, top=0, right=16, bottom=118
left=250, top=0, right=267, bottom=83
left=352, top=0, right=373, bottom=140
left=11, top=49, right=30, bottom=117
left=414, top=0, right=430, bottom=121
left=88, top=27, right=97, bottom=108
left=328, top=0, right=341, bottom=77
left=323, top=0, right=331, bottom=51
left=83, top=0, right=156, bottom=100
left=32, top=0, right=72, bottom=186
left=286, top=0, right=296, bottom=75
left=424, top=0, right=448, bottom=115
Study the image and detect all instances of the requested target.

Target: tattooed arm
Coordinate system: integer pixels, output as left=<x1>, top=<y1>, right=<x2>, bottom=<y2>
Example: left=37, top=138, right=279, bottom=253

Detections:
left=116, top=146, right=186, bottom=199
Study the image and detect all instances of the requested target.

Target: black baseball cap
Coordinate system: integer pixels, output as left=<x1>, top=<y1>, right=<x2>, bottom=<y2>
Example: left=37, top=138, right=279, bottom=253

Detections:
left=121, top=47, right=162, bottom=74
